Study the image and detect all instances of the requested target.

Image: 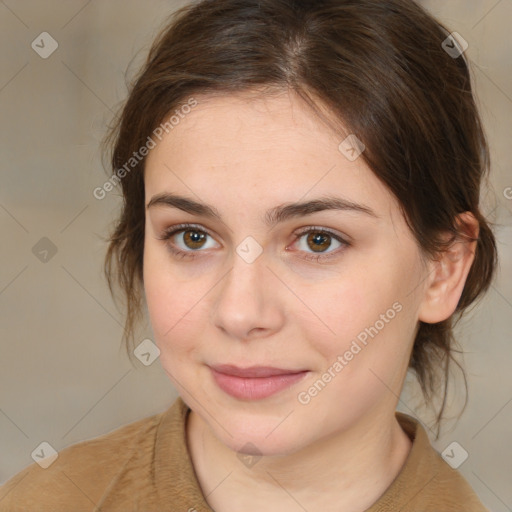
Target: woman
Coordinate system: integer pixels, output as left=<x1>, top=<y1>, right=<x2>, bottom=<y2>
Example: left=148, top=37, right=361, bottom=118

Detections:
left=0, top=0, right=497, bottom=510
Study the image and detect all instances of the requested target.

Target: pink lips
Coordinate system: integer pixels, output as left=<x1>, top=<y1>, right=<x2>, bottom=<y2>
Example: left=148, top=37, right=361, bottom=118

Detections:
left=210, top=364, right=309, bottom=400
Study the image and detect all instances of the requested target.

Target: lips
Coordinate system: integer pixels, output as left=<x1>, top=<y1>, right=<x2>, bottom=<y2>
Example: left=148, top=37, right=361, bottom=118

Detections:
left=209, top=364, right=309, bottom=400
left=211, top=364, right=306, bottom=378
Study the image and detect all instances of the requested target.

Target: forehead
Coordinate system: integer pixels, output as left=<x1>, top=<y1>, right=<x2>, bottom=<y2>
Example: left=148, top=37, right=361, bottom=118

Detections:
left=148, top=90, right=340, bottom=163
left=143, top=90, right=397, bottom=219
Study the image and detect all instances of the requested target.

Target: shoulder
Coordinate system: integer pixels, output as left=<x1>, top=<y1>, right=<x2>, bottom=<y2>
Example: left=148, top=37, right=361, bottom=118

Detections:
left=425, top=454, right=489, bottom=511
left=381, top=412, right=490, bottom=512
left=0, top=409, right=166, bottom=512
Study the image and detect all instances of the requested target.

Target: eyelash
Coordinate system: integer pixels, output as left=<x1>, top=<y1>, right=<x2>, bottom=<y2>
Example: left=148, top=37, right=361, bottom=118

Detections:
left=156, top=223, right=350, bottom=263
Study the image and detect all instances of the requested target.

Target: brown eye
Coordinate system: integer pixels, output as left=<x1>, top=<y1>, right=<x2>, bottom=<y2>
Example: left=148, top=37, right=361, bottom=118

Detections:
left=291, top=227, right=350, bottom=263
left=157, top=223, right=219, bottom=260
left=181, top=229, right=207, bottom=250
left=305, top=232, right=332, bottom=253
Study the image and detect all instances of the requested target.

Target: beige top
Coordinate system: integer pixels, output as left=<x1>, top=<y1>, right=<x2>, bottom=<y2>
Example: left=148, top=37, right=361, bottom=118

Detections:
left=0, top=397, right=489, bottom=511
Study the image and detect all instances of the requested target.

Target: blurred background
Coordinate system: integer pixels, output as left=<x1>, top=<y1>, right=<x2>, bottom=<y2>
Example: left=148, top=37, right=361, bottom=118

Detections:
left=0, top=0, right=511, bottom=509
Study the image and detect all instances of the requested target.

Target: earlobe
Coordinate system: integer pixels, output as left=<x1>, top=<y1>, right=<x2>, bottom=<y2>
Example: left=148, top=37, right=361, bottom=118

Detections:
left=418, top=212, right=479, bottom=324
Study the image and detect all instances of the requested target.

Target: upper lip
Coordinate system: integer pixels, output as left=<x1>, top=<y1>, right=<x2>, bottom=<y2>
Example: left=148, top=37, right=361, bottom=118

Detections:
left=210, top=364, right=307, bottom=378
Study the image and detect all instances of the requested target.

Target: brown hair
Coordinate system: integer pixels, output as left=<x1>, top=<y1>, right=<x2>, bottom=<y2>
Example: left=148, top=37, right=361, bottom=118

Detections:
left=102, top=0, right=498, bottom=437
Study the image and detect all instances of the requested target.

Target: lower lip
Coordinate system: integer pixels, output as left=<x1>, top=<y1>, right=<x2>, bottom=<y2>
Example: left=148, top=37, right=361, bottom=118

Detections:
left=210, top=368, right=309, bottom=400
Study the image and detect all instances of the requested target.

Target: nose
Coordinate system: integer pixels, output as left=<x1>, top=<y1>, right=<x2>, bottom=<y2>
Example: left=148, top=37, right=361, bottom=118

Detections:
left=211, top=248, right=285, bottom=342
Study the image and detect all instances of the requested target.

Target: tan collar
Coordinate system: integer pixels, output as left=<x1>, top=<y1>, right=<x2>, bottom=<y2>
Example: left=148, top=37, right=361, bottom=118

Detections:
left=152, top=397, right=439, bottom=511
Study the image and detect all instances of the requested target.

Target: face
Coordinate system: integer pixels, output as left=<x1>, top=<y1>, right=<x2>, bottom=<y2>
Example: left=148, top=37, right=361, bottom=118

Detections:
left=143, top=90, right=429, bottom=456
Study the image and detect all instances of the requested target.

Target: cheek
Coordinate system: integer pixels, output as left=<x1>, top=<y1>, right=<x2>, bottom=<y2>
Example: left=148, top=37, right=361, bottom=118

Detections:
left=143, top=243, right=205, bottom=353
left=302, top=268, right=384, bottom=352
left=303, top=255, right=417, bottom=375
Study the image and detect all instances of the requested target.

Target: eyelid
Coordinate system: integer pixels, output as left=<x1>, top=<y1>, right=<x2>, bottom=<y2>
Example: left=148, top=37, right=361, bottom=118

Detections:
left=293, top=225, right=350, bottom=241
left=157, top=222, right=217, bottom=241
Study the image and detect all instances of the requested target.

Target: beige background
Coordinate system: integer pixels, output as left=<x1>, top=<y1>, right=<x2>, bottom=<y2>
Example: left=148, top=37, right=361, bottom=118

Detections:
left=0, top=0, right=511, bottom=509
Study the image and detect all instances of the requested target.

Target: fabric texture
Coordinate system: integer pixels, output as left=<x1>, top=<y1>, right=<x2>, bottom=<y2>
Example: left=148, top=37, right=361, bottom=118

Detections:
left=0, top=397, right=489, bottom=511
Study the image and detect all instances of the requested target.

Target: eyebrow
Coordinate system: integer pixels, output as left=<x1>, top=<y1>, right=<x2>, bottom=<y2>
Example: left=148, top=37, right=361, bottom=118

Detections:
left=146, top=192, right=379, bottom=226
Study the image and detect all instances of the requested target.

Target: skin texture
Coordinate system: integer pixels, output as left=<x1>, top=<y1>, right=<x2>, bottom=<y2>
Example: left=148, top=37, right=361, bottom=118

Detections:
left=142, top=89, right=478, bottom=512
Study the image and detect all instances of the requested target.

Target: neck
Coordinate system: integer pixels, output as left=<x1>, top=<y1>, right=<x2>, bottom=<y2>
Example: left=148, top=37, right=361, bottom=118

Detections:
left=186, top=403, right=412, bottom=512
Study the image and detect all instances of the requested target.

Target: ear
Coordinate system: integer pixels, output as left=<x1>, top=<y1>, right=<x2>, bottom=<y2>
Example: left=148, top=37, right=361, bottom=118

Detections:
left=418, top=212, right=479, bottom=324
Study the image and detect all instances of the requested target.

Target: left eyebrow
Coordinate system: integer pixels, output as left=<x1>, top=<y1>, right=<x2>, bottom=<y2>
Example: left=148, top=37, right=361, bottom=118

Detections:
left=146, top=192, right=380, bottom=227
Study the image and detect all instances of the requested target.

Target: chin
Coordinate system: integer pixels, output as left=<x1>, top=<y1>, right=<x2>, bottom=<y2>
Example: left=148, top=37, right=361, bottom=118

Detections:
left=208, top=414, right=307, bottom=457
left=180, top=379, right=315, bottom=456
